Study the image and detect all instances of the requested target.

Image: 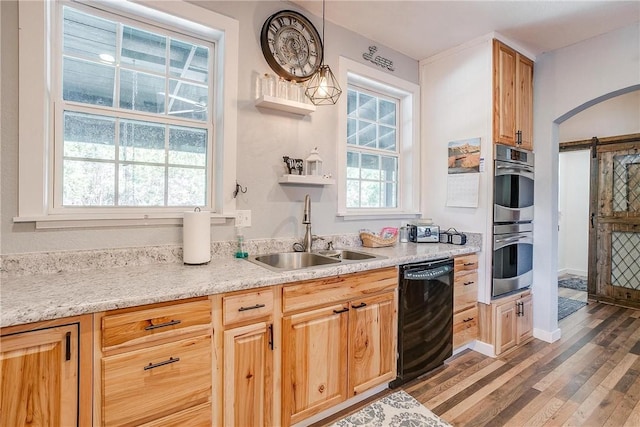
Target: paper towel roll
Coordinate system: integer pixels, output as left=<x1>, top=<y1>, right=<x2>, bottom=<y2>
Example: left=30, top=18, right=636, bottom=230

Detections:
left=183, top=209, right=211, bottom=264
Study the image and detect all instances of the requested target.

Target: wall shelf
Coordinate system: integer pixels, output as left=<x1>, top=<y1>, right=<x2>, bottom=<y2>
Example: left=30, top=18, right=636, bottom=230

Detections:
left=278, top=175, right=335, bottom=186
left=255, top=95, right=316, bottom=115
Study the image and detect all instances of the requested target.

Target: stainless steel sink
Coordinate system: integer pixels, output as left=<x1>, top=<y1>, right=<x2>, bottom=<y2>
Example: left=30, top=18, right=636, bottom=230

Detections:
left=247, top=249, right=385, bottom=272
left=315, top=249, right=378, bottom=260
left=248, top=252, right=341, bottom=271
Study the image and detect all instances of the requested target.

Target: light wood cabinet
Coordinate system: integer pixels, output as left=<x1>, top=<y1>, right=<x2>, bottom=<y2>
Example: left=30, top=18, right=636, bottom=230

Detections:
left=453, top=254, right=478, bottom=348
left=479, top=290, right=533, bottom=355
left=0, top=315, right=92, bottom=427
left=493, top=39, right=534, bottom=150
left=218, top=287, right=276, bottom=427
left=281, top=268, right=397, bottom=426
left=96, top=298, right=212, bottom=426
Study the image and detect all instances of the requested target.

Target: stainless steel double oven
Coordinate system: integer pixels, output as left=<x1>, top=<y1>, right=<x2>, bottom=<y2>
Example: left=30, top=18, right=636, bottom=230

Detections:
left=492, top=144, right=534, bottom=298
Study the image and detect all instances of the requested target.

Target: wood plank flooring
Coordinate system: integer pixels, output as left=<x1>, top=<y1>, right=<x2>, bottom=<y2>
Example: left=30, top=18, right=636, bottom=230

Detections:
left=316, top=300, right=640, bottom=426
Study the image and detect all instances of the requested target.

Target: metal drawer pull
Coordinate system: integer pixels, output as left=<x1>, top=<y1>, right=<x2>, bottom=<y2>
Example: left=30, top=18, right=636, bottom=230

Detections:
left=144, top=357, right=180, bottom=371
left=238, top=303, right=266, bottom=312
left=333, top=307, right=349, bottom=314
left=463, top=262, right=475, bottom=266
left=462, top=317, right=475, bottom=323
left=145, top=319, right=181, bottom=331
left=463, top=281, right=475, bottom=286
left=351, top=302, right=367, bottom=309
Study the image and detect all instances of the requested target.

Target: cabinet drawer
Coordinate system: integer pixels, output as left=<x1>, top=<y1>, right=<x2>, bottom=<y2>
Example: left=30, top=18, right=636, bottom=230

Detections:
left=102, top=300, right=211, bottom=351
left=102, top=335, right=211, bottom=426
left=283, top=267, right=397, bottom=313
left=454, top=272, right=478, bottom=313
left=453, top=307, right=478, bottom=348
left=454, top=254, right=478, bottom=274
left=223, top=289, right=274, bottom=326
left=138, top=402, right=211, bottom=427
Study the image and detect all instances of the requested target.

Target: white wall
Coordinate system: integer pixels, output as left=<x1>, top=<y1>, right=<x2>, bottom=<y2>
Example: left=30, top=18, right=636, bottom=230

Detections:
left=0, top=1, right=419, bottom=255
left=534, top=22, right=640, bottom=342
left=558, top=150, right=590, bottom=277
left=419, top=36, right=493, bottom=303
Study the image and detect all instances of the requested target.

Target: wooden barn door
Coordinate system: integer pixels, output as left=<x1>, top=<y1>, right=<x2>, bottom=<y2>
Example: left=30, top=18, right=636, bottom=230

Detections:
left=589, top=137, right=640, bottom=307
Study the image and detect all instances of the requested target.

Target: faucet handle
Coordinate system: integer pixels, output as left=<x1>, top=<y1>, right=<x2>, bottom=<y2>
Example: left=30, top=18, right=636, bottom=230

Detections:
left=326, top=241, right=334, bottom=250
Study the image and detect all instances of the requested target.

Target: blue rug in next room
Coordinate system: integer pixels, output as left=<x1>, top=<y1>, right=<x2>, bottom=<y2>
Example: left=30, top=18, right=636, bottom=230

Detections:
left=558, top=277, right=587, bottom=291
left=558, top=296, right=587, bottom=320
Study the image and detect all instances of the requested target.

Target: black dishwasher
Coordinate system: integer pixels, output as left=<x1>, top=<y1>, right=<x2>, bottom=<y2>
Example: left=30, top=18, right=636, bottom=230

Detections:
left=390, top=258, right=454, bottom=388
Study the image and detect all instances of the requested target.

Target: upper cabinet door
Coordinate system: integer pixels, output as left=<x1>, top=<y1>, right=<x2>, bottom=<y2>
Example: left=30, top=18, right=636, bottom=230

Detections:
left=516, top=55, right=534, bottom=151
left=493, top=39, right=534, bottom=150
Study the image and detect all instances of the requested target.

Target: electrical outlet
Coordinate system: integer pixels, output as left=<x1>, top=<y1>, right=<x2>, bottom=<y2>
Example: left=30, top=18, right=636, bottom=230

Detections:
left=235, top=210, right=251, bottom=227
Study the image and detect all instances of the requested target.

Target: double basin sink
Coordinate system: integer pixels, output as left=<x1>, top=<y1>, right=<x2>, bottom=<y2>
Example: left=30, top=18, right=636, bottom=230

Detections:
left=247, top=249, right=385, bottom=272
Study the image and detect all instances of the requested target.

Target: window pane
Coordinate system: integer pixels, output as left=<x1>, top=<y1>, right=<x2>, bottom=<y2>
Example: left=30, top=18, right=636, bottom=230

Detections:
left=169, top=127, right=207, bottom=166
left=346, top=179, right=360, bottom=208
left=378, top=99, right=396, bottom=126
left=378, top=126, right=396, bottom=151
left=167, top=80, right=208, bottom=121
left=119, top=120, right=165, bottom=163
left=361, top=181, right=380, bottom=207
left=64, top=112, right=115, bottom=160
left=347, top=118, right=357, bottom=145
left=383, top=182, right=398, bottom=208
left=118, top=164, right=165, bottom=206
left=170, top=39, right=209, bottom=83
left=357, top=93, right=376, bottom=121
left=121, top=26, right=166, bottom=73
left=63, top=7, right=117, bottom=61
left=63, top=58, right=115, bottom=106
left=381, top=156, right=398, bottom=181
left=358, top=122, right=376, bottom=147
left=119, top=70, right=166, bottom=113
left=168, top=167, right=206, bottom=206
left=347, top=90, right=357, bottom=116
left=361, top=154, right=380, bottom=180
left=347, top=151, right=360, bottom=178
left=63, top=160, right=114, bottom=206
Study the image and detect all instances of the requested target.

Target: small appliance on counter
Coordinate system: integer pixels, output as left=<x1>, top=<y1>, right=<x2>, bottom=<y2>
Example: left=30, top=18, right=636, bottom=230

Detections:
left=408, top=221, right=440, bottom=243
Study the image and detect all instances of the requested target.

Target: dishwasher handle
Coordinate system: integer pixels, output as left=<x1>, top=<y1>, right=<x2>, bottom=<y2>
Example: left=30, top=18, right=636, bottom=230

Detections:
left=403, top=264, right=453, bottom=281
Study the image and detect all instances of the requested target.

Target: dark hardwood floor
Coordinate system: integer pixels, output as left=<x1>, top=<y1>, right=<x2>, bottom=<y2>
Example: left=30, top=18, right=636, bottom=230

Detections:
left=317, top=300, right=640, bottom=426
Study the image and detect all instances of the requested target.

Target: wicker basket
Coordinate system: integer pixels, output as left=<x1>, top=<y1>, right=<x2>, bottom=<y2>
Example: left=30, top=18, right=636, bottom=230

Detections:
left=360, top=232, right=397, bottom=248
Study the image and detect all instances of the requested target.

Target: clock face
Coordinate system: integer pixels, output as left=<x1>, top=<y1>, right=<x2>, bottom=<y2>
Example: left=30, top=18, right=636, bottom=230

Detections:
left=260, top=10, right=323, bottom=82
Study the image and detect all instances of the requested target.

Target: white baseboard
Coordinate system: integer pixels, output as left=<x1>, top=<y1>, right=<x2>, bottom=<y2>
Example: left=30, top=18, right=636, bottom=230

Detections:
left=472, top=340, right=495, bottom=357
left=534, top=327, right=562, bottom=343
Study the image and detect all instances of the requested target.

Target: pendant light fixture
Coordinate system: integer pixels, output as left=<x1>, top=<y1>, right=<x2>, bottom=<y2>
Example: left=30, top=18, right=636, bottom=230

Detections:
left=305, top=0, right=342, bottom=105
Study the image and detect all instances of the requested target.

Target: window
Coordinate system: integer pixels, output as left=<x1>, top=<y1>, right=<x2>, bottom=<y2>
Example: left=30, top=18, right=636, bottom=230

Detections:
left=337, top=57, right=420, bottom=218
left=347, top=87, right=399, bottom=208
left=17, top=0, right=239, bottom=226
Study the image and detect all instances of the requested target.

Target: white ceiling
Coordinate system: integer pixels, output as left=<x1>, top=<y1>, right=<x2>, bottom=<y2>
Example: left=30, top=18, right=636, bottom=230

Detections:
left=289, top=1, right=640, bottom=60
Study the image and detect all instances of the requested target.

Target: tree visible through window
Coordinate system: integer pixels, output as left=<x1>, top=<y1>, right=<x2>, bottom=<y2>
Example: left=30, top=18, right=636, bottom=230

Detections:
left=346, top=87, right=399, bottom=208
left=59, top=6, right=212, bottom=208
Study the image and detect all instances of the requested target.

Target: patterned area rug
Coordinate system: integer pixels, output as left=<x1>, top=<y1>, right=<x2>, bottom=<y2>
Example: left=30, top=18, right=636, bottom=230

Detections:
left=558, top=277, right=587, bottom=291
left=558, top=296, right=587, bottom=320
left=329, top=390, right=451, bottom=427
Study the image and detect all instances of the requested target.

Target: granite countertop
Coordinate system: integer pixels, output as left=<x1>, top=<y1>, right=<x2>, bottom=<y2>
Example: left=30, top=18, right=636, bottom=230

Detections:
left=0, top=242, right=480, bottom=328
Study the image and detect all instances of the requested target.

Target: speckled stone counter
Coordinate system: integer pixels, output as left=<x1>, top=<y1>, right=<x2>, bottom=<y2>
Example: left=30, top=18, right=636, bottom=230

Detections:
left=0, top=240, right=480, bottom=328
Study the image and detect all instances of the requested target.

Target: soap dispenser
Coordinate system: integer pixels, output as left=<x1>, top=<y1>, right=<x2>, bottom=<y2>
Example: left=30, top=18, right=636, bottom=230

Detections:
left=235, top=228, right=248, bottom=259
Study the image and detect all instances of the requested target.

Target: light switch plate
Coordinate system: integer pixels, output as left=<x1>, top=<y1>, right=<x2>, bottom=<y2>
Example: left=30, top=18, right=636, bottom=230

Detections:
left=235, top=210, right=251, bottom=227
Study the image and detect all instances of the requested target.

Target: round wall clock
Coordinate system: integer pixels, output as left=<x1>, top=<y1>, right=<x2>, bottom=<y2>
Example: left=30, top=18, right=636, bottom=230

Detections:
left=260, top=10, right=323, bottom=82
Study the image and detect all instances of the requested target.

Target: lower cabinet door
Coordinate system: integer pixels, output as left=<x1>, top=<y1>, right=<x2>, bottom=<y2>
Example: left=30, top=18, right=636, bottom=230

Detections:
left=224, top=322, right=272, bottom=427
left=494, top=302, right=517, bottom=355
left=102, top=334, right=211, bottom=426
left=0, top=324, right=79, bottom=427
left=138, top=402, right=212, bottom=427
left=282, top=304, right=349, bottom=426
left=348, top=292, right=396, bottom=396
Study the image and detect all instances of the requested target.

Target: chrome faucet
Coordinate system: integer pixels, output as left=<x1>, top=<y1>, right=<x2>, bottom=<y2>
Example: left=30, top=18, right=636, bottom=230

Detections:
left=302, top=194, right=313, bottom=252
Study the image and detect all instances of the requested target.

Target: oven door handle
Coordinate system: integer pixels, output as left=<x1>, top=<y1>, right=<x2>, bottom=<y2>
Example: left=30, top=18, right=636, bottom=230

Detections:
left=495, top=165, right=534, bottom=179
left=494, top=234, right=533, bottom=250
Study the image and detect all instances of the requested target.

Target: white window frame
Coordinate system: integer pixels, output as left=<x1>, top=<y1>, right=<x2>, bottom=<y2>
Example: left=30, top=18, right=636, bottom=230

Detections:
left=337, top=56, right=421, bottom=219
left=16, top=0, right=239, bottom=228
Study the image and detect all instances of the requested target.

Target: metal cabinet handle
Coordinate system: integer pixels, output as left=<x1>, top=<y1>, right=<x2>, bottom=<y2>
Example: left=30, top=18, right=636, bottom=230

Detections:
left=333, top=307, right=349, bottom=314
left=462, top=317, right=474, bottom=323
left=144, top=356, right=180, bottom=371
left=351, top=302, right=367, bottom=309
left=145, top=319, right=181, bottom=331
left=238, top=303, right=266, bottom=312
left=463, top=281, right=475, bottom=286
left=463, top=262, right=475, bottom=267
left=268, top=324, right=274, bottom=350
left=65, top=332, right=71, bottom=361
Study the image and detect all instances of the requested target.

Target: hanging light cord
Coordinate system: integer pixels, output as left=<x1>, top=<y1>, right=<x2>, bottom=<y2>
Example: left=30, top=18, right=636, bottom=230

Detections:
left=321, top=0, right=326, bottom=65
